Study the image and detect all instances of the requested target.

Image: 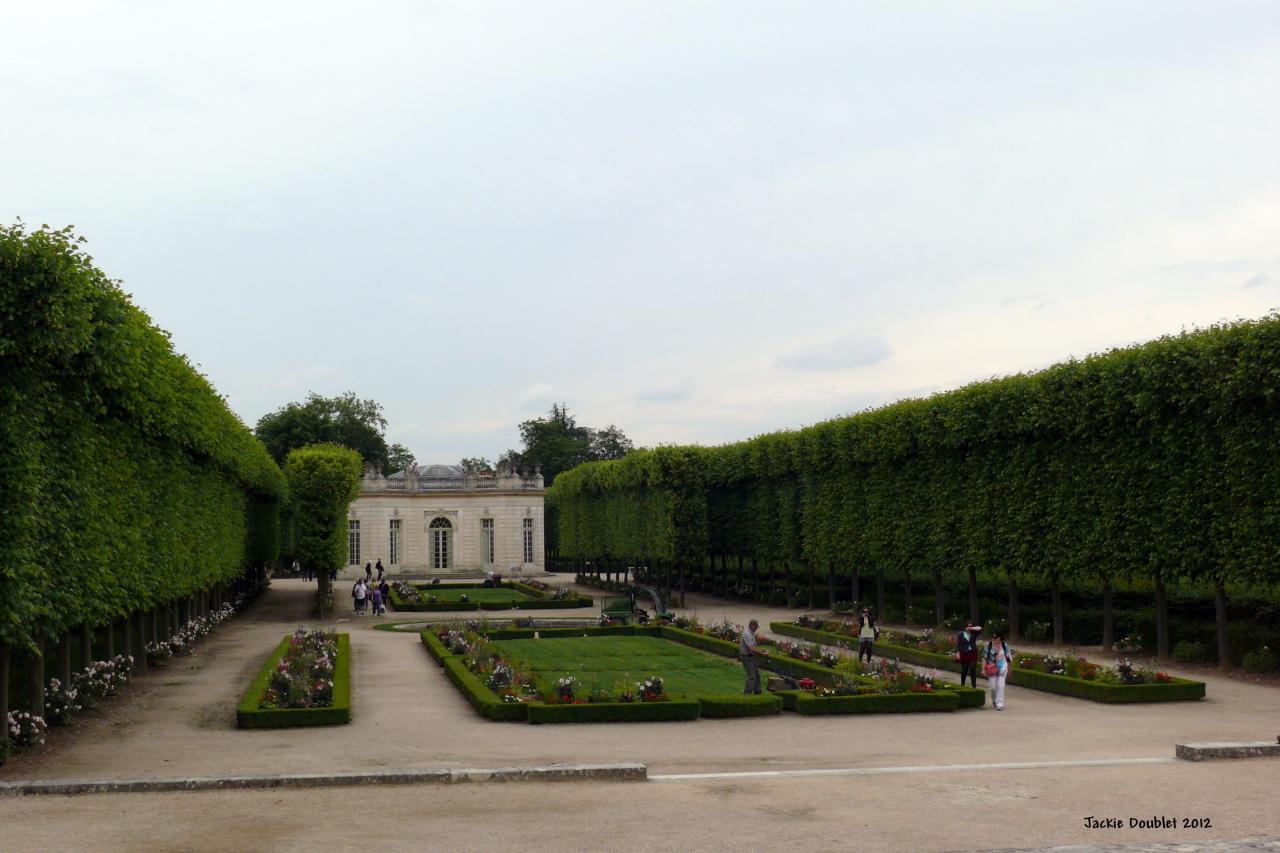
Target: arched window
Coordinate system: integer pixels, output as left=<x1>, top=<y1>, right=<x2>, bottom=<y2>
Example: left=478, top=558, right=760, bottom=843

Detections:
left=429, top=517, right=452, bottom=570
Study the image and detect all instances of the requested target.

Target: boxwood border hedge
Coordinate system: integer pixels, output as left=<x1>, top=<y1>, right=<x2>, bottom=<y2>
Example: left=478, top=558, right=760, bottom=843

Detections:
left=236, top=633, right=351, bottom=728
left=770, top=621, right=1205, bottom=703
left=389, top=584, right=592, bottom=613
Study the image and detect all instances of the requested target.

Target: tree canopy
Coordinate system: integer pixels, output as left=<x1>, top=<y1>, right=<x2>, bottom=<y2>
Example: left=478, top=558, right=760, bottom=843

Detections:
left=255, top=392, right=413, bottom=476
left=506, top=403, right=634, bottom=485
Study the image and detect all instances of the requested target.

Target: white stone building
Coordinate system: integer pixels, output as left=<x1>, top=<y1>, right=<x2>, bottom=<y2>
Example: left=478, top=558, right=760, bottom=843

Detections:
left=345, top=464, right=545, bottom=574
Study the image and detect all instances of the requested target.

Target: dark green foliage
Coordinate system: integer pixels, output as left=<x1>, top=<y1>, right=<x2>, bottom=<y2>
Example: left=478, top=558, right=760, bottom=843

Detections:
left=787, top=690, right=960, bottom=715
left=527, top=698, right=701, bottom=723
left=0, top=223, right=284, bottom=648
left=284, top=444, right=362, bottom=574
left=236, top=634, right=351, bottom=728
left=697, top=693, right=783, bottom=718
left=1172, top=641, right=1207, bottom=663
left=255, top=392, right=393, bottom=471
left=1242, top=646, right=1277, bottom=673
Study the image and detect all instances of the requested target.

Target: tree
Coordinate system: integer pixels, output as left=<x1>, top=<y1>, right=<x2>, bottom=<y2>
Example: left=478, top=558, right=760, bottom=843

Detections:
left=284, top=444, right=363, bottom=615
left=591, top=425, right=634, bottom=460
left=255, top=392, right=390, bottom=470
left=385, top=443, right=416, bottom=476
left=459, top=457, right=493, bottom=474
left=516, top=404, right=634, bottom=485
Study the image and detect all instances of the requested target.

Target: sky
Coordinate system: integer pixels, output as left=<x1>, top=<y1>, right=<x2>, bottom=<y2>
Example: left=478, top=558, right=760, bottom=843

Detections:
left=4, top=2, right=1278, bottom=464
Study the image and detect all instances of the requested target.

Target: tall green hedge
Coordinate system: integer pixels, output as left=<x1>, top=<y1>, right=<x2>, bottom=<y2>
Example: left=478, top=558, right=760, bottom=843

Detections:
left=551, top=315, right=1280, bottom=651
left=284, top=444, right=363, bottom=583
left=0, top=223, right=285, bottom=650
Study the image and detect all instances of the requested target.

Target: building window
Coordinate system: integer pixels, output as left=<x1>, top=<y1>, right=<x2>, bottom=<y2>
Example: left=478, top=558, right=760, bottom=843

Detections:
left=348, top=520, right=361, bottom=566
left=481, top=518, right=495, bottom=566
left=429, top=517, right=452, bottom=570
left=389, top=519, right=401, bottom=566
left=522, top=517, right=534, bottom=565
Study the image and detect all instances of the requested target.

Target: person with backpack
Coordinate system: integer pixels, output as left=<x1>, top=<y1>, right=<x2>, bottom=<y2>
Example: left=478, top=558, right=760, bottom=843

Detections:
left=364, top=562, right=373, bottom=582
left=982, top=630, right=1014, bottom=710
left=856, top=607, right=878, bottom=664
left=955, top=621, right=982, bottom=687
left=375, top=559, right=385, bottom=581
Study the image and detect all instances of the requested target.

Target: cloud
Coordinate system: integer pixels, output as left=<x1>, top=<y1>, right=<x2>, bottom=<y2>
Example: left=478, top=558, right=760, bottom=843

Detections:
left=636, top=378, right=695, bottom=404
left=520, top=382, right=555, bottom=409
left=1243, top=273, right=1272, bottom=290
left=775, top=332, right=892, bottom=372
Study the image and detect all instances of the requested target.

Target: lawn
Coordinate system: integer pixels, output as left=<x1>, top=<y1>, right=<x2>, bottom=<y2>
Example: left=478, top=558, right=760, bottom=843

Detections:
left=492, top=636, right=748, bottom=697
left=414, top=586, right=532, bottom=604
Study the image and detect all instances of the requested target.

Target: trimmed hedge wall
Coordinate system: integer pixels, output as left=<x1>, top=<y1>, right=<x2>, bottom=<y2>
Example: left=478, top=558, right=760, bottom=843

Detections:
left=550, top=315, right=1280, bottom=666
left=236, top=634, right=351, bottom=728
left=1, top=223, right=285, bottom=651
left=771, top=622, right=1204, bottom=703
left=390, top=586, right=592, bottom=612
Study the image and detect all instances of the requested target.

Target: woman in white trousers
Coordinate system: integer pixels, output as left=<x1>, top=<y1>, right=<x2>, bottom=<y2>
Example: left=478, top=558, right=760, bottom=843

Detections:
left=983, top=631, right=1014, bottom=710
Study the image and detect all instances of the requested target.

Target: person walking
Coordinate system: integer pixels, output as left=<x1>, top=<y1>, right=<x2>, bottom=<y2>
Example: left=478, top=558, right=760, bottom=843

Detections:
left=291, top=558, right=302, bottom=580
left=857, top=607, right=877, bottom=665
left=370, top=584, right=383, bottom=616
left=378, top=578, right=390, bottom=610
left=375, top=559, right=385, bottom=582
left=740, top=619, right=766, bottom=694
left=983, top=630, right=1014, bottom=710
left=955, top=620, right=982, bottom=687
left=352, top=579, right=363, bottom=614
left=364, top=562, right=373, bottom=582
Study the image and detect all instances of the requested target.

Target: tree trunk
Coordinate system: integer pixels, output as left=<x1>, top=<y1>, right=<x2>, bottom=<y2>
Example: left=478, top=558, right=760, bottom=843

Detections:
left=58, top=634, right=72, bottom=687
left=768, top=561, right=775, bottom=605
left=121, top=617, right=134, bottom=670
left=80, top=626, right=93, bottom=669
left=737, top=555, right=744, bottom=597
left=933, top=571, right=945, bottom=627
left=1007, top=574, right=1020, bottom=641
left=782, top=562, right=790, bottom=607
left=1102, top=579, right=1114, bottom=652
left=27, top=644, right=45, bottom=718
left=807, top=562, right=815, bottom=610
left=876, top=571, right=886, bottom=623
left=0, top=642, right=8, bottom=761
left=851, top=569, right=860, bottom=606
left=133, top=613, right=148, bottom=676
left=1051, top=575, right=1064, bottom=646
left=1214, top=577, right=1230, bottom=670
left=828, top=566, right=836, bottom=613
left=1154, top=577, right=1170, bottom=660
left=903, top=571, right=913, bottom=626
left=104, top=622, right=115, bottom=661
left=967, top=567, right=979, bottom=623
left=678, top=561, right=685, bottom=609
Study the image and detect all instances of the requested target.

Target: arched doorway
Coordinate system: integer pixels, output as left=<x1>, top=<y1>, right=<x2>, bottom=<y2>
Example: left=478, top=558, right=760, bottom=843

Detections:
left=429, top=517, right=453, bottom=570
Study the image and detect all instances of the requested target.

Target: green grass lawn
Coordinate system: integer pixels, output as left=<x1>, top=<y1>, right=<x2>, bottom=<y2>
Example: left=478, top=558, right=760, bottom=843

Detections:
left=413, top=586, right=532, bottom=603
left=492, top=636, right=749, bottom=697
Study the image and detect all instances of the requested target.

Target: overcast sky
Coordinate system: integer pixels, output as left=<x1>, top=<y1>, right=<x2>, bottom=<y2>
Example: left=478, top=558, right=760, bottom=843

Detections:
left=4, top=2, right=1278, bottom=463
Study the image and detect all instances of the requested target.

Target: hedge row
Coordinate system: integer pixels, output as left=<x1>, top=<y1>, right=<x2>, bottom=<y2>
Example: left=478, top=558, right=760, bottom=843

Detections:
left=1, top=223, right=285, bottom=650
left=549, top=315, right=1280, bottom=662
left=236, top=634, right=351, bottom=728
left=770, top=622, right=1205, bottom=703
left=779, top=690, right=960, bottom=715
left=390, top=587, right=592, bottom=612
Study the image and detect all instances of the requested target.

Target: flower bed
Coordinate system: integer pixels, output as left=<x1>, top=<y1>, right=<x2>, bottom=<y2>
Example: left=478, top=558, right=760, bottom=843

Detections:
left=389, top=582, right=591, bottom=612
left=771, top=620, right=1206, bottom=703
left=237, top=629, right=351, bottom=728
left=419, top=622, right=981, bottom=722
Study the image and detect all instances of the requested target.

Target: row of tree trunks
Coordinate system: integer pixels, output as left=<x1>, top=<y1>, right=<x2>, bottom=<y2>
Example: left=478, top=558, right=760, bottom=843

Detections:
left=0, top=578, right=246, bottom=741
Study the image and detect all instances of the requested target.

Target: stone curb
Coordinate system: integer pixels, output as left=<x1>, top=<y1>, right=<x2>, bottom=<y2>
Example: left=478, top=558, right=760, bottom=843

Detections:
left=0, top=763, right=647, bottom=796
left=1175, top=741, right=1280, bottom=761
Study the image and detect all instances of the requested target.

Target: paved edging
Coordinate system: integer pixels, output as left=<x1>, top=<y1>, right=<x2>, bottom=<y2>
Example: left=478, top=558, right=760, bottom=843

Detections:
left=1175, top=741, right=1280, bottom=761
left=0, top=763, right=647, bottom=796
left=651, top=756, right=1175, bottom=781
